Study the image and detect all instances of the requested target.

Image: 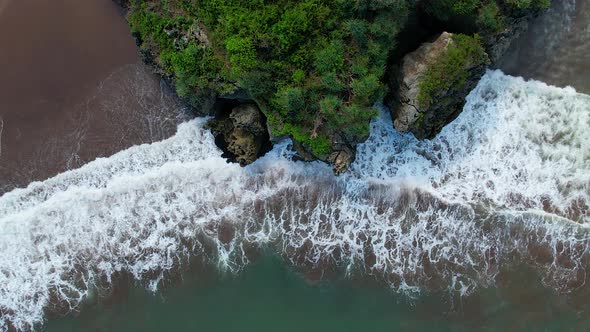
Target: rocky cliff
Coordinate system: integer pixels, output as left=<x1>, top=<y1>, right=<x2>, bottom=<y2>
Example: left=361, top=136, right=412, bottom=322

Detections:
left=388, top=1, right=548, bottom=140
left=116, top=0, right=549, bottom=172
left=391, top=33, right=488, bottom=139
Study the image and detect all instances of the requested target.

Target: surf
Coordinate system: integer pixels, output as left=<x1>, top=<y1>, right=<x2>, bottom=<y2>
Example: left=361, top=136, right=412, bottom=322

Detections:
left=1, top=70, right=589, bottom=331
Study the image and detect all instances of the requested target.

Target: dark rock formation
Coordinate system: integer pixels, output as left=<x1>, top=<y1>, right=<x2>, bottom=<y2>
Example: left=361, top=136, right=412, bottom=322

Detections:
left=327, top=150, right=353, bottom=175
left=391, top=32, right=488, bottom=139
left=208, top=103, right=272, bottom=166
left=289, top=134, right=356, bottom=174
left=484, top=16, right=532, bottom=65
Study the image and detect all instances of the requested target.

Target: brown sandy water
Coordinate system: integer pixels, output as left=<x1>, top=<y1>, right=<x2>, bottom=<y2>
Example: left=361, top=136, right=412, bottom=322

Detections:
left=0, top=0, right=182, bottom=193
left=500, top=0, right=590, bottom=93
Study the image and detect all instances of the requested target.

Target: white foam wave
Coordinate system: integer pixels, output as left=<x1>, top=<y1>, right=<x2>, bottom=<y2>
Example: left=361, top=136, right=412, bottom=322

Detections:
left=1, top=71, right=589, bottom=330
left=354, top=71, right=590, bottom=221
left=0, top=118, right=218, bottom=218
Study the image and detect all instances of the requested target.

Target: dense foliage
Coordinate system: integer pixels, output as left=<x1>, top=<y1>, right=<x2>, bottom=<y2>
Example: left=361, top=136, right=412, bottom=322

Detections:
left=417, top=34, right=488, bottom=108
left=422, top=0, right=550, bottom=32
left=127, top=0, right=549, bottom=157
left=129, top=0, right=410, bottom=156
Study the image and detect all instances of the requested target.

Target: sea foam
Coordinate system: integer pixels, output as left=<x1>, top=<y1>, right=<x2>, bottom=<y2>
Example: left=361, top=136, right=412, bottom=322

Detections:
left=1, top=71, right=589, bottom=331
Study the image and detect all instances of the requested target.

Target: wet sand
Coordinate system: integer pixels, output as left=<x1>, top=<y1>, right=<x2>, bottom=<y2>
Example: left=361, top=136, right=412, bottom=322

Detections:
left=0, top=0, right=181, bottom=193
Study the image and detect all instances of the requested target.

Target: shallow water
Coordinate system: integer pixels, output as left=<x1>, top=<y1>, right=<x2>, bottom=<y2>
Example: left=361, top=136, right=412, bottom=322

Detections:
left=1, top=1, right=590, bottom=331
left=45, top=257, right=586, bottom=332
left=0, top=0, right=183, bottom=194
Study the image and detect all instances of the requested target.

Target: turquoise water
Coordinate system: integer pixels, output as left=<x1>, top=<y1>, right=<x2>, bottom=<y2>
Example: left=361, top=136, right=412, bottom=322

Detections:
left=45, top=256, right=584, bottom=332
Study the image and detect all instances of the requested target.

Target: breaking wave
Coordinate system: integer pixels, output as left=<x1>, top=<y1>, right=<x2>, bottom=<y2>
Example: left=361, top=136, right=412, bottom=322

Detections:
left=1, top=71, right=589, bottom=330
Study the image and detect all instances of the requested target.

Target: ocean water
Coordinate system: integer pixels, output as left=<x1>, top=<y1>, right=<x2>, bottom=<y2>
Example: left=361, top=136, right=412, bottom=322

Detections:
left=44, top=257, right=581, bottom=332
left=1, top=71, right=589, bottom=331
left=501, top=0, right=590, bottom=93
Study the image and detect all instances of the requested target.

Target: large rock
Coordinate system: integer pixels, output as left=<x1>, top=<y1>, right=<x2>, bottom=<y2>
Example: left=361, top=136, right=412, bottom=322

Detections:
left=327, top=150, right=352, bottom=175
left=290, top=133, right=356, bottom=175
left=209, top=104, right=272, bottom=166
left=391, top=32, right=488, bottom=139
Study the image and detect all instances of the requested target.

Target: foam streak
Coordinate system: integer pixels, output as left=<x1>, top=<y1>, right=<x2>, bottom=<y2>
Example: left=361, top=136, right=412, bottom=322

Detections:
left=1, top=71, right=589, bottom=330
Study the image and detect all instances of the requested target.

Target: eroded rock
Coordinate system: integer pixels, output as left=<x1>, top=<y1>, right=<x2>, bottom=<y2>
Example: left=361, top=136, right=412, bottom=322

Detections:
left=209, top=104, right=272, bottom=166
left=391, top=32, right=488, bottom=139
left=327, top=150, right=352, bottom=175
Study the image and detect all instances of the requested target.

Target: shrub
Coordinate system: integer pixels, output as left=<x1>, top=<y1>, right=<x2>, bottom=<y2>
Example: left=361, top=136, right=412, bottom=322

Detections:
left=127, top=0, right=547, bottom=157
left=417, top=34, right=488, bottom=108
left=422, top=0, right=481, bottom=21
left=501, top=0, right=550, bottom=17
left=477, top=2, right=504, bottom=31
left=169, top=0, right=409, bottom=150
left=504, top=0, right=550, bottom=10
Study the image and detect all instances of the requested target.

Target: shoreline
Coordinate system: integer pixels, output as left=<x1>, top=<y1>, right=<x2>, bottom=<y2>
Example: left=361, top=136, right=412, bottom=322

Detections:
left=0, top=0, right=589, bottom=331
left=0, top=0, right=181, bottom=194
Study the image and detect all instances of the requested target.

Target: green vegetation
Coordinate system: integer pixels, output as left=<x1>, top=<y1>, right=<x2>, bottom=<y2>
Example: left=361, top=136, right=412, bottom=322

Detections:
left=422, top=0, right=550, bottom=31
left=417, top=34, right=489, bottom=108
left=128, top=0, right=408, bottom=156
left=193, top=0, right=409, bottom=155
left=128, top=2, right=236, bottom=106
left=505, top=0, right=551, bottom=11
left=477, top=2, right=504, bottom=32
left=126, top=0, right=549, bottom=158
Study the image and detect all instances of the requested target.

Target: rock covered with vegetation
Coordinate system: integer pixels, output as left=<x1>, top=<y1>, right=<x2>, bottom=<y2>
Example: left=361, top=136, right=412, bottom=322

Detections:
left=419, top=0, right=550, bottom=62
left=393, top=32, right=488, bottom=138
left=122, top=0, right=550, bottom=171
left=388, top=0, right=548, bottom=139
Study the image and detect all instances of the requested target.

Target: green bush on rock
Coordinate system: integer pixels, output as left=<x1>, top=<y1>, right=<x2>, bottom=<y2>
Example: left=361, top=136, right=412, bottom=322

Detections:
left=417, top=34, right=489, bottom=108
left=125, top=0, right=550, bottom=167
left=477, top=2, right=504, bottom=32
left=128, top=0, right=410, bottom=159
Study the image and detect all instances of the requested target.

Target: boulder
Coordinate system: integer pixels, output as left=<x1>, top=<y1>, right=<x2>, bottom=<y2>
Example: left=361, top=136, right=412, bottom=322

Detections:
left=327, top=150, right=352, bottom=175
left=391, top=32, right=488, bottom=139
left=209, top=104, right=272, bottom=166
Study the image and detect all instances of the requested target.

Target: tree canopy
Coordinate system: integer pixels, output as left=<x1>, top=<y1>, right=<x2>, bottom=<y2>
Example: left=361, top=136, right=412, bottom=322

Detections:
left=128, top=0, right=549, bottom=156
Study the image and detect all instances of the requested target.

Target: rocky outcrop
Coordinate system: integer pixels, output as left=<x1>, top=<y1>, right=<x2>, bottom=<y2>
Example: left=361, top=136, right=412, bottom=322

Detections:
left=327, top=150, right=353, bottom=175
left=116, top=0, right=548, bottom=173
left=484, top=16, right=531, bottom=64
left=208, top=104, right=272, bottom=166
left=289, top=133, right=357, bottom=175
left=391, top=32, right=488, bottom=139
